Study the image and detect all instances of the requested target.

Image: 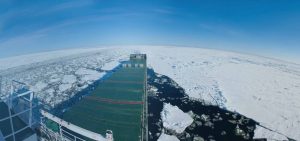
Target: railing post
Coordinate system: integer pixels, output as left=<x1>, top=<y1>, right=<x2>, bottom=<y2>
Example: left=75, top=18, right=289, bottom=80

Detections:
left=29, top=92, right=33, bottom=127
left=8, top=104, right=16, bottom=141
left=59, top=124, right=63, bottom=141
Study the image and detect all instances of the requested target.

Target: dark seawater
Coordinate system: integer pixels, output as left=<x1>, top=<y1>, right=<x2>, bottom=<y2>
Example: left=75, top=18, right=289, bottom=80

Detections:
left=147, top=68, right=257, bottom=141
left=49, top=66, right=258, bottom=141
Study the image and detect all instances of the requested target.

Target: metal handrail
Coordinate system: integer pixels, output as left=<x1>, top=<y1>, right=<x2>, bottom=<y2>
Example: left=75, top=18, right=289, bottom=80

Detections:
left=41, top=110, right=107, bottom=141
left=61, top=128, right=86, bottom=141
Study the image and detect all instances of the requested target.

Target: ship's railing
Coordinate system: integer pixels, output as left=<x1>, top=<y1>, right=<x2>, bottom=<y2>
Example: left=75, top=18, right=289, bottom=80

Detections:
left=0, top=80, right=37, bottom=141
left=40, top=110, right=112, bottom=141
left=61, top=128, right=86, bottom=141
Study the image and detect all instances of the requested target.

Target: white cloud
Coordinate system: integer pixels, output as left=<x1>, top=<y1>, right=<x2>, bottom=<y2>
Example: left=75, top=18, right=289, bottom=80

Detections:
left=37, top=0, right=94, bottom=16
left=0, top=32, right=46, bottom=49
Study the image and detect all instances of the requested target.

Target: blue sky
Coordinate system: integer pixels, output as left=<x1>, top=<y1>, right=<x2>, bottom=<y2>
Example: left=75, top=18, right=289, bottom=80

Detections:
left=0, top=0, right=299, bottom=63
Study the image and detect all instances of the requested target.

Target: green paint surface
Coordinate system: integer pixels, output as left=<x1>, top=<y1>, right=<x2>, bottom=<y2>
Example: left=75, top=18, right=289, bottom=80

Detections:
left=63, top=57, right=146, bottom=141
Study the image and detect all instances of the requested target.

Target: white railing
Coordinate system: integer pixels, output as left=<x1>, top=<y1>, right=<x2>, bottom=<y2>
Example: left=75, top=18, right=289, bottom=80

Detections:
left=61, top=128, right=86, bottom=141
left=41, top=110, right=112, bottom=141
left=0, top=80, right=36, bottom=141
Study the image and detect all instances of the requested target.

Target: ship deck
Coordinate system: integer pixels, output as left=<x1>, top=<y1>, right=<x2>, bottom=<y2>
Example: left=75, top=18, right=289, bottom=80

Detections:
left=63, top=58, right=147, bottom=141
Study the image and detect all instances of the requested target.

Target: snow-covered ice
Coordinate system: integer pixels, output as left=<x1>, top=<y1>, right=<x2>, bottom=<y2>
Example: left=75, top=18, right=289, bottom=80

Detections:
left=157, top=133, right=180, bottom=141
left=0, top=48, right=109, bottom=71
left=31, top=81, right=48, bottom=92
left=253, top=126, right=287, bottom=140
left=161, top=103, right=193, bottom=133
left=62, top=75, right=77, bottom=84
left=101, top=60, right=120, bottom=71
left=0, top=46, right=299, bottom=140
left=75, top=68, right=106, bottom=82
left=137, top=46, right=300, bottom=140
left=0, top=47, right=131, bottom=107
